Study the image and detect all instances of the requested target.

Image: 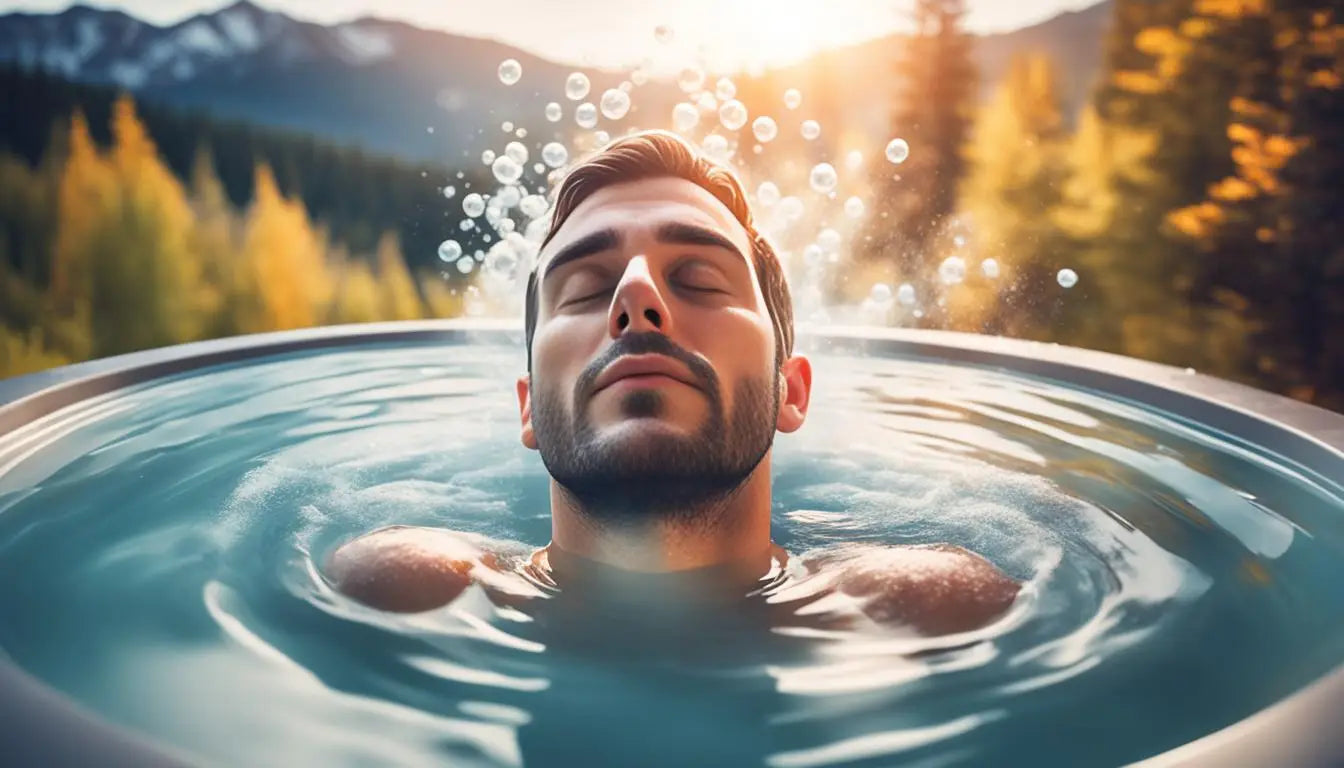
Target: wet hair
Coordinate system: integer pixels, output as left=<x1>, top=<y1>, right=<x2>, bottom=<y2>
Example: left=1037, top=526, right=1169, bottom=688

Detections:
left=524, top=129, right=794, bottom=371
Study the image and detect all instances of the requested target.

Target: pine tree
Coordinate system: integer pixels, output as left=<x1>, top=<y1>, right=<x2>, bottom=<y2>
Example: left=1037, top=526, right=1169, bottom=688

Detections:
left=859, top=0, right=976, bottom=326
left=1168, top=1, right=1344, bottom=406
left=956, top=53, right=1072, bottom=337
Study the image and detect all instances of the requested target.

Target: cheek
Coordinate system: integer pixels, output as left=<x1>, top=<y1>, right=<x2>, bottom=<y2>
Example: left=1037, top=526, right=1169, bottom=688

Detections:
left=533, top=317, right=599, bottom=391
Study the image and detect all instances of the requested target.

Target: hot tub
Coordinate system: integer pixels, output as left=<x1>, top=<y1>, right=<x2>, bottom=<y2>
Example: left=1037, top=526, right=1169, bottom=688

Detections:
left=1, top=319, right=1342, bottom=767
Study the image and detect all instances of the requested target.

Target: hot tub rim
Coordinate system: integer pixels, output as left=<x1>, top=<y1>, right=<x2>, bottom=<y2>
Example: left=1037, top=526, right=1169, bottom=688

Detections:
left=1, top=318, right=1342, bottom=768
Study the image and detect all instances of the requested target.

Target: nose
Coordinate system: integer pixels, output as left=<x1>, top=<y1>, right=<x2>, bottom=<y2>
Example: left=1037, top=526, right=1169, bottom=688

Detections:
left=607, top=254, right=672, bottom=338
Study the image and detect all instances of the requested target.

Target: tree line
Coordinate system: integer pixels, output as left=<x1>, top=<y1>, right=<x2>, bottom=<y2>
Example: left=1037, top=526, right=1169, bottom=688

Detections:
left=858, top=0, right=1342, bottom=410
left=1, top=94, right=468, bottom=377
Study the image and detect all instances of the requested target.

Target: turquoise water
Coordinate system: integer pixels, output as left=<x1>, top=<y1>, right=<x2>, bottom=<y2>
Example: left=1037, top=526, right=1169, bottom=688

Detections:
left=1, top=340, right=1343, bottom=767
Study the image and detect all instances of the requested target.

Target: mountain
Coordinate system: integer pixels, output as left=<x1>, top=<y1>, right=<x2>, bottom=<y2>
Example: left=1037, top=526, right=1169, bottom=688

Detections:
left=0, top=1, right=1113, bottom=164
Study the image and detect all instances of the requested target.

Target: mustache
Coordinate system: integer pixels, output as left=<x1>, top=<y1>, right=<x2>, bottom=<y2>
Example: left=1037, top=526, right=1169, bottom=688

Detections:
left=575, top=332, right=719, bottom=402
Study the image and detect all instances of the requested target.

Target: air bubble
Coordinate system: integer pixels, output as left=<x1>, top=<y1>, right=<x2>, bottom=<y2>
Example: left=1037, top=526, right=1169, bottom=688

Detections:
left=544, top=102, right=562, bottom=122
left=600, top=88, right=631, bottom=120
left=719, top=100, right=748, bottom=131
left=575, top=103, right=598, bottom=128
left=784, top=88, right=802, bottom=109
left=751, top=116, right=777, bottom=143
left=565, top=72, right=590, bottom=101
left=491, top=156, right=523, bottom=185
left=756, top=181, right=780, bottom=207
left=504, top=141, right=528, bottom=165
left=715, top=77, right=736, bottom=100
left=1057, top=268, right=1078, bottom=288
left=673, top=102, right=699, bottom=131
left=844, top=196, right=865, bottom=218
left=801, top=120, right=820, bottom=140
left=939, top=256, right=966, bottom=285
left=885, top=138, right=910, bottom=164
left=462, top=193, right=486, bottom=218
left=456, top=255, right=475, bottom=273
left=677, top=67, right=705, bottom=93
left=437, top=239, right=462, bottom=262
left=981, top=259, right=1000, bottom=279
left=809, top=163, right=837, bottom=193
left=542, top=142, right=569, bottom=168
left=497, top=59, right=521, bottom=85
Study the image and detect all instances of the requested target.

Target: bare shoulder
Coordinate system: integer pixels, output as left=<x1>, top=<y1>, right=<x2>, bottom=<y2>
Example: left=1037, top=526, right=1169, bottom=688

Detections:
left=325, top=525, right=505, bottom=613
left=809, top=543, right=1021, bottom=636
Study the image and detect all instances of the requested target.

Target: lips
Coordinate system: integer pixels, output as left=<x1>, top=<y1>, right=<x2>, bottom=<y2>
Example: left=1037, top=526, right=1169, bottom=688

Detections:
left=592, top=354, right=699, bottom=395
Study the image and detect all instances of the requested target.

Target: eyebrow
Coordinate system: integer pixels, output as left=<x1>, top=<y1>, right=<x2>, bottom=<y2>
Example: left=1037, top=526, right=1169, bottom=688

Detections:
left=654, top=222, right=745, bottom=261
left=542, top=228, right=620, bottom=279
left=542, top=222, right=745, bottom=279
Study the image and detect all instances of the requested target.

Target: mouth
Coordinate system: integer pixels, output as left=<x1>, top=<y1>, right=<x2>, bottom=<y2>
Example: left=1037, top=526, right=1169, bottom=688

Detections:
left=591, top=354, right=701, bottom=397
left=596, top=373, right=694, bottom=394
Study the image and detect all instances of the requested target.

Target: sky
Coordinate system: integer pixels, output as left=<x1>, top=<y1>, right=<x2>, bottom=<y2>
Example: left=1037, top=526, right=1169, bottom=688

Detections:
left=2, top=0, right=1104, bottom=71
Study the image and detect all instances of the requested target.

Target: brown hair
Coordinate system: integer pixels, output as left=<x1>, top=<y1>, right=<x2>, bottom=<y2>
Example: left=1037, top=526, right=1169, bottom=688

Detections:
left=524, top=129, right=794, bottom=371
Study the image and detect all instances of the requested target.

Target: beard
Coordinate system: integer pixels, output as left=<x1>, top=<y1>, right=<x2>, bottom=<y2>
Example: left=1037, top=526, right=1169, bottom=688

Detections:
left=530, top=332, right=778, bottom=529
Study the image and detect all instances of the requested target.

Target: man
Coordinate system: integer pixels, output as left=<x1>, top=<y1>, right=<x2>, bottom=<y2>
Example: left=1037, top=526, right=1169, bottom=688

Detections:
left=327, top=130, right=1019, bottom=637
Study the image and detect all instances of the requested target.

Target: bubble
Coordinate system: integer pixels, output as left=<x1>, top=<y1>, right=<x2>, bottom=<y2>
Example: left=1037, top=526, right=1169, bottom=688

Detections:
left=575, top=102, right=598, bottom=128
left=784, top=88, right=802, bottom=109
left=752, top=144, right=763, bottom=154
left=544, top=102, right=562, bottom=122
left=981, top=258, right=1000, bottom=279
left=631, top=68, right=649, bottom=86
left=844, top=196, right=865, bottom=218
left=459, top=219, right=474, bottom=231
left=501, top=121, right=514, bottom=133
left=672, top=102, right=699, bottom=132
left=715, top=77, right=736, bottom=100
left=817, top=227, right=842, bottom=253
left=497, top=59, right=521, bottom=85
left=516, top=128, right=527, bottom=139
left=481, top=149, right=496, bottom=165
left=751, top=116, right=778, bottom=143
left=437, top=239, right=462, bottom=262
left=845, top=149, right=864, bottom=170
left=870, top=283, right=894, bottom=307
left=456, top=255, right=475, bottom=274
left=677, top=67, right=705, bottom=93
left=505, top=141, right=529, bottom=165
left=594, top=130, right=610, bottom=145
left=1057, top=268, right=1078, bottom=288
left=497, top=218, right=516, bottom=234
left=756, top=181, right=781, bottom=207
left=885, top=138, right=910, bottom=164
left=565, top=72, right=590, bottom=101
left=939, top=256, right=966, bottom=285
left=600, top=88, right=631, bottom=120
left=532, top=162, right=545, bottom=174
left=953, top=234, right=967, bottom=248
left=520, top=194, right=549, bottom=219
left=801, top=120, right=821, bottom=140
left=541, top=141, right=569, bottom=168
left=809, top=162, right=838, bottom=193
left=654, top=24, right=673, bottom=44
left=803, top=244, right=824, bottom=267
left=491, top=156, right=523, bottom=185
left=426, top=126, right=434, bottom=134
left=897, top=283, right=916, bottom=306
left=462, top=193, right=486, bottom=218
left=486, top=244, right=519, bottom=278
left=701, top=134, right=730, bottom=163
left=719, top=99, right=748, bottom=131
left=696, top=91, right=717, bottom=110
left=496, top=185, right=522, bottom=209
left=442, top=185, right=456, bottom=199
left=779, top=196, right=804, bottom=222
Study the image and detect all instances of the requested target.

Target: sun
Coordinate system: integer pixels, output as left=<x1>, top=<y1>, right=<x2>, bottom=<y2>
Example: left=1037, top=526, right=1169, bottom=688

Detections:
left=698, top=0, right=883, bottom=71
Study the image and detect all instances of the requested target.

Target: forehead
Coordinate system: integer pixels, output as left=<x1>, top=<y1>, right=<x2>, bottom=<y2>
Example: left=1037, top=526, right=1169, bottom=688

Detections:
left=540, top=176, right=753, bottom=270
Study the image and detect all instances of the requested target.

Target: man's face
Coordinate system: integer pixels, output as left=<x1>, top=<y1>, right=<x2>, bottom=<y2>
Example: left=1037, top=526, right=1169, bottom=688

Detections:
left=516, top=176, right=801, bottom=522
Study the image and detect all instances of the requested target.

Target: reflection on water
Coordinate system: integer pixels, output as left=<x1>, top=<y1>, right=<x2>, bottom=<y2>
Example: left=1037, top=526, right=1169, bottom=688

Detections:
left=1, top=341, right=1343, bottom=767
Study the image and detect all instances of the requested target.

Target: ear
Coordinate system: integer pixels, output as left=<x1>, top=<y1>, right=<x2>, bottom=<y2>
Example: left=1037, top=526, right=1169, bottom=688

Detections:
left=516, top=374, right=538, bottom=450
left=775, top=353, right=812, bottom=433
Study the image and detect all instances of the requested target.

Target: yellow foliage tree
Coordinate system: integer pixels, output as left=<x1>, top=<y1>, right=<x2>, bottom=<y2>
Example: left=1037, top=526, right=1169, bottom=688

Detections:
left=330, top=246, right=382, bottom=325
left=375, top=231, right=424, bottom=321
left=957, top=53, right=1072, bottom=337
left=237, top=163, right=334, bottom=332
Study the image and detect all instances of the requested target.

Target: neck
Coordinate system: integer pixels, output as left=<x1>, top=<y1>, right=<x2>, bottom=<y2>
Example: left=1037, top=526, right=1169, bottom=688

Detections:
left=541, top=459, right=777, bottom=593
